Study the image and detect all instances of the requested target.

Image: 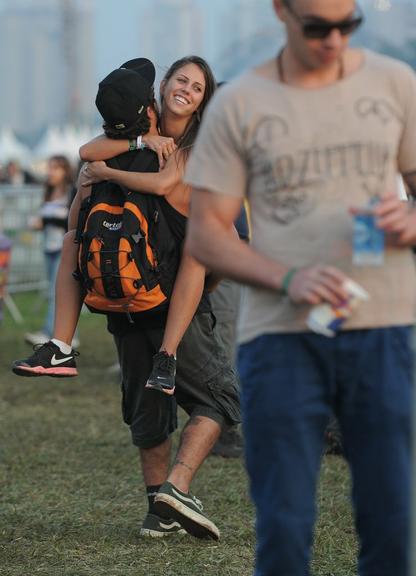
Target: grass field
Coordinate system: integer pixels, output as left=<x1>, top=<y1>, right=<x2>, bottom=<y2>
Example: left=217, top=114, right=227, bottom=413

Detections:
left=0, top=292, right=357, bottom=576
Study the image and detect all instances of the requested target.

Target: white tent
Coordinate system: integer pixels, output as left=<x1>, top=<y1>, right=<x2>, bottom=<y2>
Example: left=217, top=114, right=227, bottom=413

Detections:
left=61, top=125, right=84, bottom=164
left=33, top=125, right=100, bottom=167
left=33, top=125, right=66, bottom=162
left=0, top=127, right=32, bottom=166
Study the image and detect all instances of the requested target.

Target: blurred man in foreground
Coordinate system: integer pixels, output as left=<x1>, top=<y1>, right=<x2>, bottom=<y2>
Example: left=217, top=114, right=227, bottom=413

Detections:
left=186, top=1, right=416, bottom=574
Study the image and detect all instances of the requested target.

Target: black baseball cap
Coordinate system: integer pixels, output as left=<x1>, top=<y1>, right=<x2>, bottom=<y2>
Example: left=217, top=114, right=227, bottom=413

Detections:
left=120, top=57, right=156, bottom=84
left=95, top=57, right=155, bottom=130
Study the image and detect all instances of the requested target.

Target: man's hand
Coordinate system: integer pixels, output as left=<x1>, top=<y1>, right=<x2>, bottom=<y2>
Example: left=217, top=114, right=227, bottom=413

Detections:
left=142, top=134, right=177, bottom=169
left=77, top=169, right=92, bottom=201
left=81, top=161, right=108, bottom=186
left=287, top=265, right=348, bottom=305
left=372, top=192, right=416, bottom=246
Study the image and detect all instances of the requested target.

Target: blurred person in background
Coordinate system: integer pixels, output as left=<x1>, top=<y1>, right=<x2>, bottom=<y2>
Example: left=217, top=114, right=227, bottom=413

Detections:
left=2, top=159, right=38, bottom=186
left=207, top=81, right=248, bottom=459
left=0, top=233, right=12, bottom=324
left=186, top=0, right=416, bottom=574
left=210, top=205, right=249, bottom=458
left=25, top=155, right=77, bottom=347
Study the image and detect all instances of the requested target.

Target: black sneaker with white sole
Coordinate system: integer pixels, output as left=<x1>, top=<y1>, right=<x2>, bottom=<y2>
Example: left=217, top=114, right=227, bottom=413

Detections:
left=12, top=341, right=78, bottom=378
left=145, top=351, right=176, bottom=395
left=154, top=481, right=220, bottom=540
left=139, top=513, right=187, bottom=538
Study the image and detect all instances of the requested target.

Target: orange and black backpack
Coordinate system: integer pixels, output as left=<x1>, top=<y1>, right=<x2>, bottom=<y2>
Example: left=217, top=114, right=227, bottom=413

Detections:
left=75, top=152, right=179, bottom=321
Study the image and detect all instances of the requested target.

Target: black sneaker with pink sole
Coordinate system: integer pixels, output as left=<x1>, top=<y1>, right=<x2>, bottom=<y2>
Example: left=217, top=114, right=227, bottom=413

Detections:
left=12, top=341, right=78, bottom=378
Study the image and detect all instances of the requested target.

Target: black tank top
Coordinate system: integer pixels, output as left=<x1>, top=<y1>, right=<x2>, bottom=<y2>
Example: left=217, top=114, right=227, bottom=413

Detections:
left=158, top=197, right=211, bottom=314
left=158, top=197, right=187, bottom=246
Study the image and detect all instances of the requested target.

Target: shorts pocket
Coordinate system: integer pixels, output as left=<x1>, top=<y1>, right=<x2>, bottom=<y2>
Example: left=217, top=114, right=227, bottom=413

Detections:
left=207, top=368, right=241, bottom=426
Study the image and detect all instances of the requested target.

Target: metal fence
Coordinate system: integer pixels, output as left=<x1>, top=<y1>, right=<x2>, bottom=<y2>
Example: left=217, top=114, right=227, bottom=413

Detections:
left=0, top=184, right=47, bottom=295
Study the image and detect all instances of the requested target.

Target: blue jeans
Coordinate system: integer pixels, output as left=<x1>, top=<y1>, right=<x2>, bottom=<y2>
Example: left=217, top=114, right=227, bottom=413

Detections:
left=238, top=327, right=413, bottom=576
left=43, top=251, right=61, bottom=337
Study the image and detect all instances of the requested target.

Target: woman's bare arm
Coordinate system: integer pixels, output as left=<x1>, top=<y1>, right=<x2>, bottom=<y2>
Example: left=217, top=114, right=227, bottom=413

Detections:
left=68, top=167, right=92, bottom=230
left=159, top=250, right=206, bottom=356
left=79, top=133, right=176, bottom=167
left=82, top=151, right=184, bottom=196
left=79, top=134, right=129, bottom=162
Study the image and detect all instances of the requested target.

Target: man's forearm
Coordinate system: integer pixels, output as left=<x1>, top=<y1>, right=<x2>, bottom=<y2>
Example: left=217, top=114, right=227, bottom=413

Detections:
left=186, top=221, right=288, bottom=293
left=79, top=135, right=128, bottom=162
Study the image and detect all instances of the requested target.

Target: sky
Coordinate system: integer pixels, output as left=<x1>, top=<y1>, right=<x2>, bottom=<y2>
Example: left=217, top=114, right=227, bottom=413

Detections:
left=92, top=0, right=412, bottom=82
left=0, top=0, right=412, bottom=83
left=93, top=0, right=252, bottom=81
left=94, top=0, right=143, bottom=81
left=0, top=0, right=415, bottom=140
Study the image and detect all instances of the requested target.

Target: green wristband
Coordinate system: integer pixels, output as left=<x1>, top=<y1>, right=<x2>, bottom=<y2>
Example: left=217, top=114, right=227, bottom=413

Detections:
left=281, top=267, right=297, bottom=295
left=128, top=138, right=137, bottom=152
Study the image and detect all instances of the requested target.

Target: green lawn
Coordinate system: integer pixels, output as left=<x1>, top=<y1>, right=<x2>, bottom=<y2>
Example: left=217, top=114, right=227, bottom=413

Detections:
left=0, top=293, right=357, bottom=576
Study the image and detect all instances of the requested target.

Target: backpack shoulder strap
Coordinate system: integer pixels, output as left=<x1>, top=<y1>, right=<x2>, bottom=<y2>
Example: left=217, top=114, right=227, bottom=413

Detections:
left=104, top=150, right=159, bottom=198
left=127, top=149, right=159, bottom=174
left=106, top=149, right=158, bottom=174
left=74, top=195, right=92, bottom=244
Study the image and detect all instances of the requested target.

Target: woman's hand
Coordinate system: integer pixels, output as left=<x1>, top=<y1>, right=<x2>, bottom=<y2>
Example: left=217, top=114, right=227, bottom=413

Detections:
left=142, top=134, right=177, bottom=169
left=81, top=161, right=109, bottom=186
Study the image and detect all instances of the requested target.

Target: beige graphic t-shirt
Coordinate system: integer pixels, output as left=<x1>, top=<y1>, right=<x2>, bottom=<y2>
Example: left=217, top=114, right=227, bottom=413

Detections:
left=186, top=50, right=416, bottom=344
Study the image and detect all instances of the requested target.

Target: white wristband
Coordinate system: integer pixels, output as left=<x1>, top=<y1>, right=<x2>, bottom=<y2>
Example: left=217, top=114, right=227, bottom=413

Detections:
left=136, top=135, right=146, bottom=150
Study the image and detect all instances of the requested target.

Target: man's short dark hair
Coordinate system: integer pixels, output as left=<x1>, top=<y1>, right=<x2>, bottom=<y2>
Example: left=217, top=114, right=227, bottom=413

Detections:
left=103, top=108, right=152, bottom=140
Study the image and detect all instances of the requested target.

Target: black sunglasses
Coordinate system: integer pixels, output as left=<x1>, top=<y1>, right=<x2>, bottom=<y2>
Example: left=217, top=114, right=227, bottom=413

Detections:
left=284, top=2, right=364, bottom=39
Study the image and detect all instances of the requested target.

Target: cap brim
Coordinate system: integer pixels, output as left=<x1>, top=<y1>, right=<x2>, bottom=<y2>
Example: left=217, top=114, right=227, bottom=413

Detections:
left=120, top=58, right=155, bottom=85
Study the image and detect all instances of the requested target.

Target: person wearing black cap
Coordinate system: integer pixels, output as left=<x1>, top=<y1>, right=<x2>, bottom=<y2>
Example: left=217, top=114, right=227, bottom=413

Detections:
left=13, top=56, right=241, bottom=541
left=85, top=58, right=177, bottom=168
left=79, top=56, right=241, bottom=541
left=94, top=57, right=175, bottom=164
left=96, top=68, right=153, bottom=134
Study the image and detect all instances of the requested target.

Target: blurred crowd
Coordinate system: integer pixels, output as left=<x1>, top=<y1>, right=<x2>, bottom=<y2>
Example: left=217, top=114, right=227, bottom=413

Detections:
left=0, top=154, right=79, bottom=343
left=0, top=159, right=39, bottom=186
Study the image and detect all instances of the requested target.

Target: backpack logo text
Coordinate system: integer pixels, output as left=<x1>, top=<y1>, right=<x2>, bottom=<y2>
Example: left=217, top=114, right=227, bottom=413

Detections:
left=103, top=220, right=122, bottom=231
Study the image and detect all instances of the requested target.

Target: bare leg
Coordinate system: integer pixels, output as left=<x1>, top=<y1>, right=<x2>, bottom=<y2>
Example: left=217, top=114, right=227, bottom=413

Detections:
left=160, top=251, right=205, bottom=356
left=168, top=416, right=221, bottom=493
left=139, top=417, right=220, bottom=492
left=151, top=416, right=222, bottom=539
left=53, top=230, right=83, bottom=345
left=140, top=437, right=172, bottom=487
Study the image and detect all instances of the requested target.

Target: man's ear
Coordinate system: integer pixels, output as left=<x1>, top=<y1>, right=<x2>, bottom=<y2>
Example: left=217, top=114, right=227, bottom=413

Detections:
left=273, top=0, right=286, bottom=23
left=147, top=105, right=156, bottom=122
left=159, top=79, right=166, bottom=99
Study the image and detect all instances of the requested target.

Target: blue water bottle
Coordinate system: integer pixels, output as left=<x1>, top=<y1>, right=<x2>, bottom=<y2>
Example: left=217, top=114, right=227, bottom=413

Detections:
left=352, top=197, right=384, bottom=266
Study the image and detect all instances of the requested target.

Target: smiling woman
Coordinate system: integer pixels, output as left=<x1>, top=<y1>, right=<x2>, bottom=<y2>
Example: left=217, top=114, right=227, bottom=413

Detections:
left=159, top=56, right=216, bottom=161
